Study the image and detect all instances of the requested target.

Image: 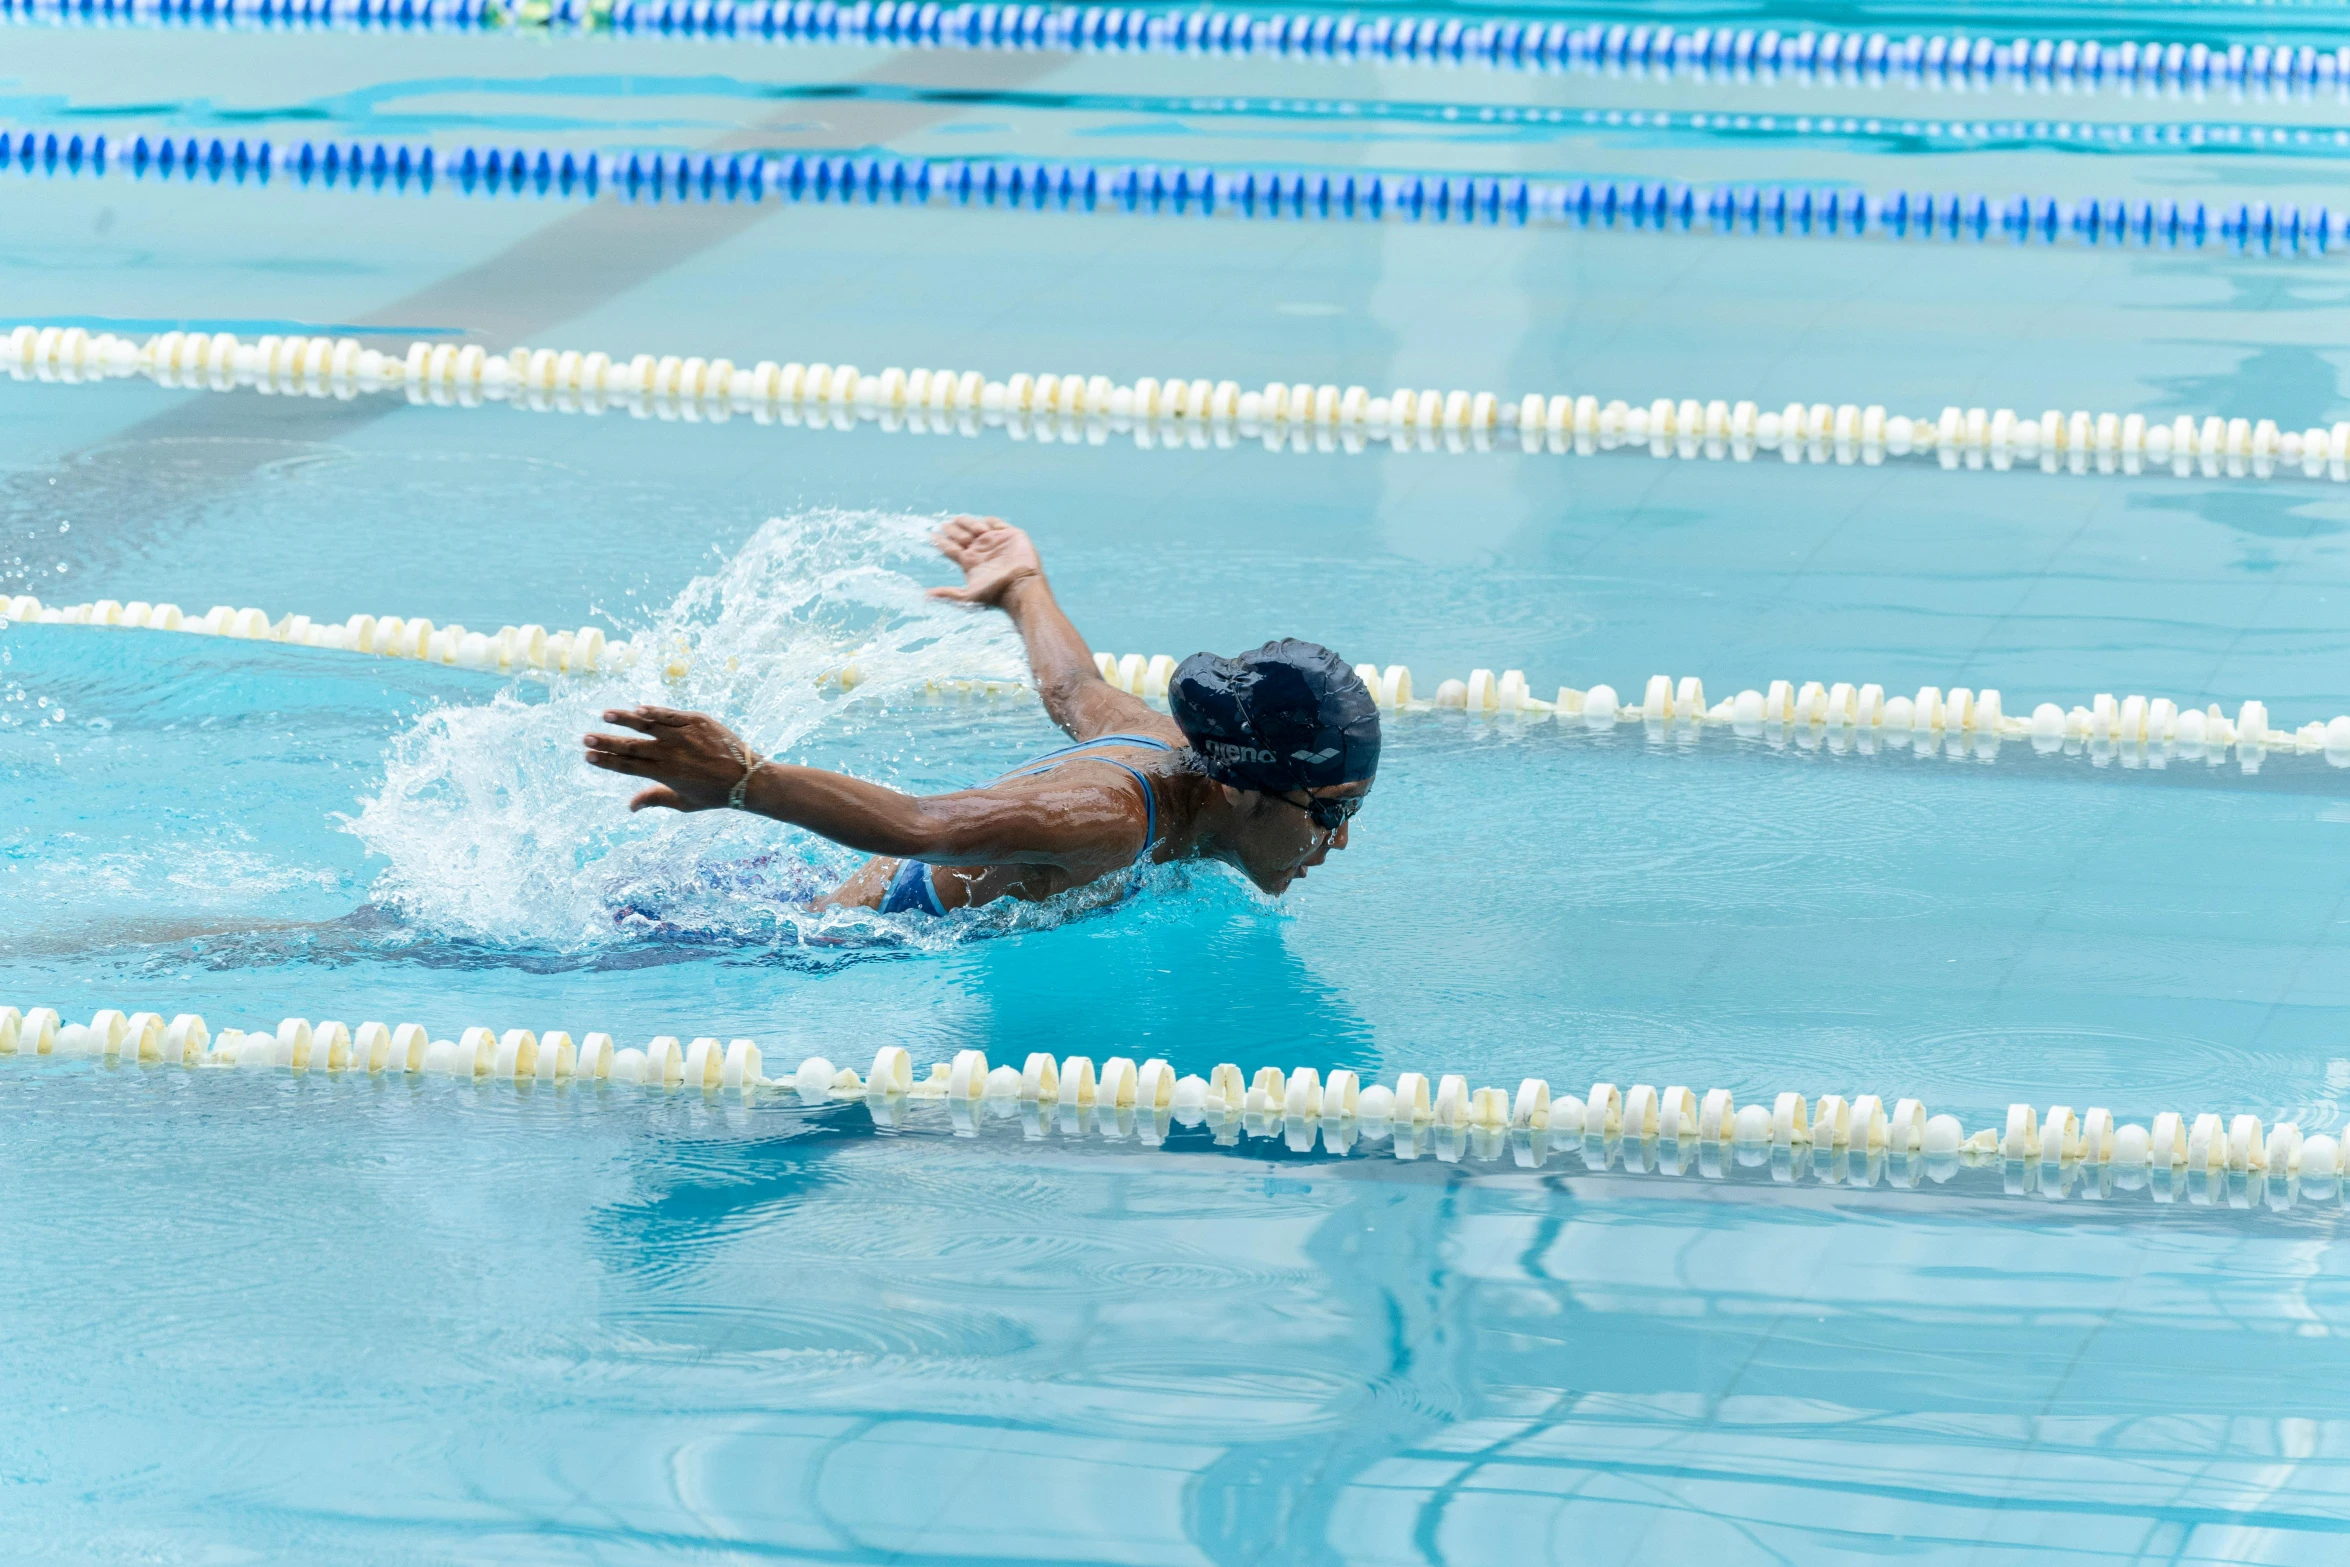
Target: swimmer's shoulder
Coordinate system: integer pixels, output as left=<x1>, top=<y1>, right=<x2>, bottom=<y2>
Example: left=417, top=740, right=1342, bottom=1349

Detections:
left=1082, top=731, right=1194, bottom=780
left=1070, top=712, right=1187, bottom=750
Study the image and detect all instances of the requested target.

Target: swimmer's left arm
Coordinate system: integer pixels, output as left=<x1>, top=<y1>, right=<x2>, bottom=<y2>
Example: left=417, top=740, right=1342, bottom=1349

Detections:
left=584, top=707, right=1145, bottom=868
left=928, top=514, right=1179, bottom=746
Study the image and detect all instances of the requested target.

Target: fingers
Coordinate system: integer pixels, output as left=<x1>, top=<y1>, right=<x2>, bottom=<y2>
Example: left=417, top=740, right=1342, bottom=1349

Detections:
left=586, top=749, right=699, bottom=813
left=583, top=748, right=662, bottom=776
left=933, top=519, right=984, bottom=559
left=935, top=515, right=1007, bottom=554
left=925, top=585, right=980, bottom=602
left=598, top=704, right=695, bottom=731
left=584, top=707, right=734, bottom=810
left=597, top=708, right=660, bottom=734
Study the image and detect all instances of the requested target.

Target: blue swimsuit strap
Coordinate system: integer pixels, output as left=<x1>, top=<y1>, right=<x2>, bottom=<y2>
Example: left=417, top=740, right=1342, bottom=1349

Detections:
left=1009, top=733, right=1174, bottom=766
left=995, top=734, right=1170, bottom=865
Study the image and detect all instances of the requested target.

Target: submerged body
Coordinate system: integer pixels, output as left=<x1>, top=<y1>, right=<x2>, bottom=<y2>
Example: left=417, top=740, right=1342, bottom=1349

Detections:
left=584, top=517, right=1378, bottom=915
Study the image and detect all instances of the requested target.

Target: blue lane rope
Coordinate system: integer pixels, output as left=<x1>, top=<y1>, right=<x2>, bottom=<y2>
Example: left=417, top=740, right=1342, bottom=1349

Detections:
left=3, top=127, right=2341, bottom=256
left=19, top=76, right=2345, bottom=164
left=4, top=0, right=2348, bottom=101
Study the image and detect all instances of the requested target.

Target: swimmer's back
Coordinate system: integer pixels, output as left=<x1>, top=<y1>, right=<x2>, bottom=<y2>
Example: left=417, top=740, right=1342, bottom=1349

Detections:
left=849, top=729, right=1185, bottom=916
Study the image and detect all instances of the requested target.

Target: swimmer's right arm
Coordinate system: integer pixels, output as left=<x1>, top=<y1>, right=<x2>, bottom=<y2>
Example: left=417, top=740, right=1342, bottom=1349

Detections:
left=584, top=706, right=1147, bottom=866
left=927, top=514, right=1178, bottom=745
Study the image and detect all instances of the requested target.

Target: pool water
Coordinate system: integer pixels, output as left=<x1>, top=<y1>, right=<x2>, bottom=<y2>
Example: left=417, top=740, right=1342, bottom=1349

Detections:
left=6, top=6, right=2350, bottom=1561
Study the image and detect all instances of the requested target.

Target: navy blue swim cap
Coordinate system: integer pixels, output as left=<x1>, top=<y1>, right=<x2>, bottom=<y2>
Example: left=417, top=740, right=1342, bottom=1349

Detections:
left=1169, top=639, right=1380, bottom=794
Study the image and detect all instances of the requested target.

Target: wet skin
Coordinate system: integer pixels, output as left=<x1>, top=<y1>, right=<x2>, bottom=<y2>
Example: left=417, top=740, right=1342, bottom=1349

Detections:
left=583, top=516, right=1370, bottom=913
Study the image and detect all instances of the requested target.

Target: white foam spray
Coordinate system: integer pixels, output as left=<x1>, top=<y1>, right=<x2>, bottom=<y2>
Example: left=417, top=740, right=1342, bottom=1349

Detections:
left=345, top=509, right=1134, bottom=953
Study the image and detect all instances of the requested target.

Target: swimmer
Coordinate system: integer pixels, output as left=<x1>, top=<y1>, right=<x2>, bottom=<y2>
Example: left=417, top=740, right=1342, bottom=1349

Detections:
left=582, top=515, right=1378, bottom=915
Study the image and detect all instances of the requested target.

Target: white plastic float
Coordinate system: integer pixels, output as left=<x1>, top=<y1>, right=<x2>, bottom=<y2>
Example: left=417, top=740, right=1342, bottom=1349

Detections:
left=0, top=588, right=630, bottom=678
left=1085, top=653, right=2348, bottom=771
left=5, top=592, right=2334, bottom=771
left=8, top=326, right=2346, bottom=484
left=1, top=1003, right=2337, bottom=1209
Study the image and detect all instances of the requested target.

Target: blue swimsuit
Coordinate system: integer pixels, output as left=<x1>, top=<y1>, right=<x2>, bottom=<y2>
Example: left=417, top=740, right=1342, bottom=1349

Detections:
left=877, top=733, right=1171, bottom=917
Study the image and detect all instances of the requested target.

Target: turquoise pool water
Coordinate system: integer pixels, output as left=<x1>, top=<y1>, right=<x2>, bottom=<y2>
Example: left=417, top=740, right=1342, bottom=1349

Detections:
left=6, top=6, right=2350, bottom=1560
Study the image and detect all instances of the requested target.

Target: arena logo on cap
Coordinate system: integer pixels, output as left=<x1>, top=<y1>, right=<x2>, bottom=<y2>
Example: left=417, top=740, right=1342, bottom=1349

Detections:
left=1203, top=740, right=1278, bottom=766
left=1292, top=746, right=1339, bottom=763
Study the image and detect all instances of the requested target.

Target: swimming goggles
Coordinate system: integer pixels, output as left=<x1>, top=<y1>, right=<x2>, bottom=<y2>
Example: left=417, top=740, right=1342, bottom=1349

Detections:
left=1279, top=790, right=1365, bottom=831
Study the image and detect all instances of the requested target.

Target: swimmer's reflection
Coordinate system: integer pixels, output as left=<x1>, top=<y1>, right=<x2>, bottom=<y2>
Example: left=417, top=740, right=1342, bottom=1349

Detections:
left=589, top=912, right=1380, bottom=1265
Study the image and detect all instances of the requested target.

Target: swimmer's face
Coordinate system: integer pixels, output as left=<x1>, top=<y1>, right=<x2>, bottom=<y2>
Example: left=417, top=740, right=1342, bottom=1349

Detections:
left=1230, top=780, right=1371, bottom=895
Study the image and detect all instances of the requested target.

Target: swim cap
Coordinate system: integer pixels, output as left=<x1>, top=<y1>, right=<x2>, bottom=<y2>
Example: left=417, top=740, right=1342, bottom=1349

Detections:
left=1169, top=639, right=1380, bottom=794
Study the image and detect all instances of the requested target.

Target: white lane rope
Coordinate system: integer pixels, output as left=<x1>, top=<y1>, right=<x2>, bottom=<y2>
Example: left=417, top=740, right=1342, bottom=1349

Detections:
left=0, top=592, right=630, bottom=674
left=3, top=1006, right=2340, bottom=1212
left=1084, top=655, right=2350, bottom=773
left=9, top=597, right=2345, bottom=772
left=11, top=326, right=2350, bottom=488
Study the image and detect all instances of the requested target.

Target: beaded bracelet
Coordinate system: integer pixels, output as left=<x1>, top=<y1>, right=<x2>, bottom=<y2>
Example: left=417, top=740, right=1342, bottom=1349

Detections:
left=726, top=742, right=763, bottom=809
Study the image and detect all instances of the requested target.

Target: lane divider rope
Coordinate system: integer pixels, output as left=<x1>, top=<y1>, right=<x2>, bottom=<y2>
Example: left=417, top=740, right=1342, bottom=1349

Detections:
left=1080, top=653, right=2350, bottom=772
left=5, top=0, right=2345, bottom=105
left=9, top=594, right=2341, bottom=773
left=6, top=128, right=2339, bottom=257
left=11, top=326, right=2350, bottom=490
left=3, top=1005, right=2339, bottom=1211
left=0, top=591, right=635, bottom=674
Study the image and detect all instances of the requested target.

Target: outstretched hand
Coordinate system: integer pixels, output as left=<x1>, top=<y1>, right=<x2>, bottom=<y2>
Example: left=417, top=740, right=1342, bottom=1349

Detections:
left=929, top=514, right=1041, bottom=608
left=583, top=705, right=757, bottom=813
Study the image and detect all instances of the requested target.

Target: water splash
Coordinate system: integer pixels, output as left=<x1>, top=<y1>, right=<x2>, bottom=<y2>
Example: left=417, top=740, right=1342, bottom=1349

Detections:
left=344, top=508, right=1130, bottom=958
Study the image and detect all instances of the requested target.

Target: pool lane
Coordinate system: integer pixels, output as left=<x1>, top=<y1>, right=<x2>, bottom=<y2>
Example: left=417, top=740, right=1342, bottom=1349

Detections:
left=1, top=39, right=1067, bottom=542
